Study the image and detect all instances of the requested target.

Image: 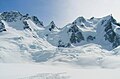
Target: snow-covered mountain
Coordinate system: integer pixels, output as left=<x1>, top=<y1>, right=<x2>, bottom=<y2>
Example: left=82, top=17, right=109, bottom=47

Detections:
left=0, top=11, right=120, bottom=64
left=50, top=15, right=120, bottom=50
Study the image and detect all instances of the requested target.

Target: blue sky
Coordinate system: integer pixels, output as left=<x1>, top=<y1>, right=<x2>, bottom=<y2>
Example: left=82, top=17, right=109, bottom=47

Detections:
left=0, top=0, right=120, bottom=27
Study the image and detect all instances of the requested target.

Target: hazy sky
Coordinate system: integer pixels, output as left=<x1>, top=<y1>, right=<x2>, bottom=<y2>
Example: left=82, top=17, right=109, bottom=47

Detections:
left=0, top=0, right=120, bottom=27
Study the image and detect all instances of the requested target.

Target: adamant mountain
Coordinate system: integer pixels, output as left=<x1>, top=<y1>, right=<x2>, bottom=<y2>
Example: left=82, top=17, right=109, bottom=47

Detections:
left=0, top=11, right=120, bottom=63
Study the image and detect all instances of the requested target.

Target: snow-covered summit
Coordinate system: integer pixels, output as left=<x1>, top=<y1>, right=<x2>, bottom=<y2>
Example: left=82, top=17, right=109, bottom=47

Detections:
left=0, top=11, right=120, bottom=50
left=30, top=16, right=44, bottom=27
left=0, top=11, right=23, bottom=22
left=0, top=11, right=44, bottom=31
left=0, top=11, right=120, bottom=63
left=45, top=21, right=59, bottom=32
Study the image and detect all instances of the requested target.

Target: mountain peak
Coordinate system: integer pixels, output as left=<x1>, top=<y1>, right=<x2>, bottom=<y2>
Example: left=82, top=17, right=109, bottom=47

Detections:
left=45, top=21, right=59, bottom=32
left=0, top=11, right=120, bottom=50
left=48, top=21, right=56, bottom=28
left=75, top=16, right=86, bottom=23
left=0, top=11, right=23, bottom=22
left=103, top=14, right=116, bottom=22
left=50, top=21, right=55, bottom=26
left=1, top=11, right=22, bottom=15
left=30, top=16, right=44, bottom=27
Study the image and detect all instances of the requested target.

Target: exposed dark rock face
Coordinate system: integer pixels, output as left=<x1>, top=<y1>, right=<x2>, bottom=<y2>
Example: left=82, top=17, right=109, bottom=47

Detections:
left=21, top=14, right=29, bottom=20
left=48, top=21, right=56, bottom=31
left=31, top=16, right=44, bottom=27
left=87, top=35, right=95, bottom=42
left=58, top=40, right=71, bottom=47
left=23, top=21, right=32, bottom=31
left=102, top=16, right=120, bottom=48
left=0, top=21, right=6, bottom=32
left=68, top=24, right=84, bottom=43
left=90, top=17, right=94, bottom=20
left=0, top=11, right=22, bottom=22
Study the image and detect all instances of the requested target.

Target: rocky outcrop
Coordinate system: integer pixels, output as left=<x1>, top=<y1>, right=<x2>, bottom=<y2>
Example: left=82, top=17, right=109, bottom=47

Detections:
left=0, top=11, right=22, bottom=22
left=1, top=11, right=120, bottom=50
left=0, top=21, right=6, bottom=32
left=30, top=16, right=44, bottom=27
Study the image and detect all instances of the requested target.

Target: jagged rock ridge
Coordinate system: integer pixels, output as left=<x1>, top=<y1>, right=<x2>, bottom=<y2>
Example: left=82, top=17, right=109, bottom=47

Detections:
left=0, top=11, right=120, bottom=50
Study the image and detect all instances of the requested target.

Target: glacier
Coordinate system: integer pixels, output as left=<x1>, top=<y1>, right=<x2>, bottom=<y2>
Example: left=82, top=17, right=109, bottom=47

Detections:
left=1, top=11, right=120, bottom=79
left=0, top=11, right=120, bottom=68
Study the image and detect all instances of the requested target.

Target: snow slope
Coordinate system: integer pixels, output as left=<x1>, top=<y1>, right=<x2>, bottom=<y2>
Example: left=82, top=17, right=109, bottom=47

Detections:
left=1, top=63, right=120, bottom=79
left=0, top=12, right=56, bottom=62
left=0, top=11, right=120, bottom=68
left=1, top=11, right=120, bottom=79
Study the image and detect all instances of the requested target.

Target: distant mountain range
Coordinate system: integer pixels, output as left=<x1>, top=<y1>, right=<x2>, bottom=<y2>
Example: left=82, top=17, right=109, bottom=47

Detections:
left=0, top=11, right=120, bottom=64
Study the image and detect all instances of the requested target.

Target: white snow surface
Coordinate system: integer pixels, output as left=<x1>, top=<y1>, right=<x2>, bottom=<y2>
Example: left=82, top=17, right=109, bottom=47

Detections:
left=1, top=63, right=120, bottom=79
left=1, top=12, right=120, bottom=79
left=0, top=13, right=120, bottom=66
